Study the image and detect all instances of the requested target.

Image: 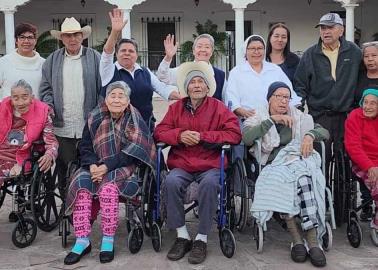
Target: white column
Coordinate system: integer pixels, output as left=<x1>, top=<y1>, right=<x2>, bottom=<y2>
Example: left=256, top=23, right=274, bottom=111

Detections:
left=343, top=4, right=358, bottom=42
left=122, top=9, right=131, bottom=39
left=234, top=8, right=245, bottom=65
left=3, top=10, right=15, bottom=54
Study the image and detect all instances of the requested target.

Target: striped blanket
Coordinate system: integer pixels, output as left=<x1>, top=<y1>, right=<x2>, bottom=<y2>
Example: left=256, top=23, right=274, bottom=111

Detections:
left=251, top=141, right=326, bottom=242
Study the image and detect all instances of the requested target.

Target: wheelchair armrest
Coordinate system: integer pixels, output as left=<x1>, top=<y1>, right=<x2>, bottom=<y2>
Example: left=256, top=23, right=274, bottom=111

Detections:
left=156, top=142, right=167, bottom=149
left=222, top=144, right=231, bottom=151
left=32, top=140, right=45, bottom=146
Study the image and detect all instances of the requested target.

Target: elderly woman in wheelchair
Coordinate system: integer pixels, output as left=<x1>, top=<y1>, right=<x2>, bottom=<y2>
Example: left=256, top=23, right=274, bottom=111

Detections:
left=63, top=81, right=156, bottom=265
left=345, top=88, right=378, bottom=238
left=243, top=81, right=330, bottom=267
left=154, top=61, right=241, bottom=264
left=0, top=79, right=58, bottom=215
left=0, top=79, right=57, bottom=180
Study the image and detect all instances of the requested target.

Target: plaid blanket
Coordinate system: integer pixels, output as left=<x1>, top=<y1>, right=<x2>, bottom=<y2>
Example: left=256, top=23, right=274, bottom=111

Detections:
left=66, top=102, right=156, bottom=213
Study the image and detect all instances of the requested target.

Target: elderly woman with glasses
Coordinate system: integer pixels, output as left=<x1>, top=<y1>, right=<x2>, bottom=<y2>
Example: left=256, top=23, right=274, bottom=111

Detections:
left=0, top=79, right=58, bottom=182
left=225, top=35, right=301, bottom=119
left=243, top=81, right=329, bottom=267
left=345, top=88, right=378, bottom=232
left=0, top=23, right=45, bottom=99
left=64, top=81, right=156, bottom=265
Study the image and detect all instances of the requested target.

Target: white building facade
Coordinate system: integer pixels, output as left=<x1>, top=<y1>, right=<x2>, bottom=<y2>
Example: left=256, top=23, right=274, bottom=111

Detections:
left=0, top=0, right=376, bottom=70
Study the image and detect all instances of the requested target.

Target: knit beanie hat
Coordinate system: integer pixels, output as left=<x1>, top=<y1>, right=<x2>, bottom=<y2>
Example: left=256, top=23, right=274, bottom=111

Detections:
left=266, top=81, right=291, bottom=101
left=359, top=88, right=378, bottom=107
left=183, top=70, right=210, bottom=94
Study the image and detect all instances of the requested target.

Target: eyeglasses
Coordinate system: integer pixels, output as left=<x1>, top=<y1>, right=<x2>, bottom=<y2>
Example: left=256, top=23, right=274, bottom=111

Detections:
left=18, top=35, right=36, bottom=41
left=272, top=94, right=291, bottom=101
left=246, top=47, right=264, bottom=52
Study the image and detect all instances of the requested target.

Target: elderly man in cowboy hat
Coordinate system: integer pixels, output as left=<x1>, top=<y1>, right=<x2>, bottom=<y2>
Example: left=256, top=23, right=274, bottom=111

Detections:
left=39, top=17, right=101, bottom=194
left=154, top=61, right=241, bottom=264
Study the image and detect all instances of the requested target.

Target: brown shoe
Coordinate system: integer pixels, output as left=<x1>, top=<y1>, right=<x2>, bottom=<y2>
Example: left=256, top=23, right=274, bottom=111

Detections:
left=188, top=240, right=207, bottom=264
left=167, top=238, right=192, bottom=261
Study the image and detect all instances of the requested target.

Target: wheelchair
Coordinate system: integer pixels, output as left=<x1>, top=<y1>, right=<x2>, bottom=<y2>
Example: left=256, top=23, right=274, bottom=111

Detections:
left=0, top=141, right=63, bottom=248
left=330, top=147, right=378, bottom=248
left=59, top=152, right=162, bottom=254
left=238, top=140, right=335, bottom=253
left=155, top=142, right=239, bottom=258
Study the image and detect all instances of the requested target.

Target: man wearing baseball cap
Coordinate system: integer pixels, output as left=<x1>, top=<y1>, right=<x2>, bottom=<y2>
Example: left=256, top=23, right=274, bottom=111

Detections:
left=294, top=13, right=361, bottom=188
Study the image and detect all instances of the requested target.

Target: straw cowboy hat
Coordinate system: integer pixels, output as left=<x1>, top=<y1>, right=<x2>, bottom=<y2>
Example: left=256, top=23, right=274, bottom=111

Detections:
left=50, top=17, right=91, bottom=40
left=176, top=61, right=216, bottom=97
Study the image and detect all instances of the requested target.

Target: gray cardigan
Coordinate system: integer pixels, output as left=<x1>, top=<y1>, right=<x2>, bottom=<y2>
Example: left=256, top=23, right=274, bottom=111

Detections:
left=39, top=47, right=101, bottom=127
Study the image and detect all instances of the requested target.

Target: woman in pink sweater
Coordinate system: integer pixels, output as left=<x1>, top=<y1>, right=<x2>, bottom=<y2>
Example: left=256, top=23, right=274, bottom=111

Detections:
left=0, top=79, right=58, bottom=184
left=345, top=88, right=378, bottom=229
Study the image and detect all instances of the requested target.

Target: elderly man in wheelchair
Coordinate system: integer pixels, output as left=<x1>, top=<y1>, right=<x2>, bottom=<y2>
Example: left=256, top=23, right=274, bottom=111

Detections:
left=243, top=82, right=330, bottom=267
left=0, top=79, right=58, bottom=218
left=154, top=61, right=241, bottom=264
left=63, top=81, right=156, bottom=265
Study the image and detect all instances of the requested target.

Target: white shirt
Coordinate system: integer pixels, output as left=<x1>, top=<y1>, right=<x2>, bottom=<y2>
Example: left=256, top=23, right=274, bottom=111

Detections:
left=54, top=47, right=85, bottom=138
left=0, top=50, right=45, bottom=99
left=100, top=51, right=175, bottom=100
left=156, top=58, right=228, bottom=101
left=225, top=60, right=301, bottom=111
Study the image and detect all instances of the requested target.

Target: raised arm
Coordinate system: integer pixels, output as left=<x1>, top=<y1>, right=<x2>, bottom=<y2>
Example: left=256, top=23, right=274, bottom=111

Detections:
left=103, top=8, right=127, bottom=55
left=156, top=34, right=179, bottom=85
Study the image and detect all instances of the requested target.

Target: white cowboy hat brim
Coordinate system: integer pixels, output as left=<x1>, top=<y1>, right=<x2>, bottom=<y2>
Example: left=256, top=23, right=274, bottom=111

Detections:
left=50, top=25, right=92, bottom=40
left=176, top=61, right=216, bottom=98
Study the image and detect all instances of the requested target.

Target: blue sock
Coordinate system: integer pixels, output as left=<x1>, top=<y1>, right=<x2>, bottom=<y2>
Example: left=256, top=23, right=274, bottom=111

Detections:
left=101, top=235, right=114, bottom=252
left=72, top=237, right=90, bottom=255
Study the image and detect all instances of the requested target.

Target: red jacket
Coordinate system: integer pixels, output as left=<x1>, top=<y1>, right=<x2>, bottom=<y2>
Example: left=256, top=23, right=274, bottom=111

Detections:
left=154, top=97, right=241, bottom=173
left=344, top=108, right=378, bottom=171
left=0, top=97, right=51, bottom=166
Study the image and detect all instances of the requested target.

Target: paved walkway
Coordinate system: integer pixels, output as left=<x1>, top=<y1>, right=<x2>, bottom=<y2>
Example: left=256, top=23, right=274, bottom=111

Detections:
left=0, top=98, right=377, bottom=269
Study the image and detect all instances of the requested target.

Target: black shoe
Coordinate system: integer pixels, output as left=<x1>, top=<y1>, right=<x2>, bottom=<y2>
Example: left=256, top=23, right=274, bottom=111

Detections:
left=167, top=238, right=192, bottom=261
left=188, top=240, right=207, bottom=264
left=308, top=247, right=326, bottom=267
left=64, top=243, right=91, bottom=265
left=290, top=244, right=307, bottom=263
left=360, top=206, right=373, bottom=222
left=100, top=249, right=114, bottom=264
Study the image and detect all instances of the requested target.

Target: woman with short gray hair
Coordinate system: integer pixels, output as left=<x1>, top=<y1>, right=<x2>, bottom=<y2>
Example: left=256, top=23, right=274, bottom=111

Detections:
left=64, top=81, right=156, bottom=265
left=157, top=33, right=226, bottom=101
left=0, top=79, right=58, bottom=182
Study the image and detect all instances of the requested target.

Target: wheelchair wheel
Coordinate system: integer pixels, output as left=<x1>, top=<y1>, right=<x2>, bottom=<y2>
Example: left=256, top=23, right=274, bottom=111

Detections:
left=61, top=217, right=71, bottom=248
left=230, top=157, right=249, bottom=232
left=0, top=185, right=6, bottom=209
left=12, top=218, right=37, bottom=248
left=30, top=170, right=62, bottom=232
left=347, top=219, right=362, bottom=248
left=332, top=150, right=348, bottom=227
left=151, top=222, right=162, bottom=252
left=128, top=226, right=144, bottom=254
left=219, top=228, right=236, bottom=258
left=370, top=228, right=378, bottom=247
left=142, top=167, right=161, bottom=237
left=253, top=222, right=264, bottom=253
left=322, top=222, right=333, bottom=251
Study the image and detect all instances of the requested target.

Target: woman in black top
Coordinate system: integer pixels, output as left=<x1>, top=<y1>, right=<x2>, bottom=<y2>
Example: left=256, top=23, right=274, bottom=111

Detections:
left=266, top=23, right=299, bottom=83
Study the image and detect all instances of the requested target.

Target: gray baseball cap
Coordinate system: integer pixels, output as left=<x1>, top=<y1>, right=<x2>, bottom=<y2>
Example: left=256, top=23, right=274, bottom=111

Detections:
left=316, top=13, right=343, bottom=28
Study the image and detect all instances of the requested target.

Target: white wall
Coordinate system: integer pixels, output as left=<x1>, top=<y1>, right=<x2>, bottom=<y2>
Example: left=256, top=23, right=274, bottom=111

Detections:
left=0, top=0, right=377, bottom=56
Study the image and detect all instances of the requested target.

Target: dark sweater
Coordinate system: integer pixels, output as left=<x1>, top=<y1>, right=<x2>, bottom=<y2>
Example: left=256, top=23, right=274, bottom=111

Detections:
left=294, top=38, right=362, bottom=117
